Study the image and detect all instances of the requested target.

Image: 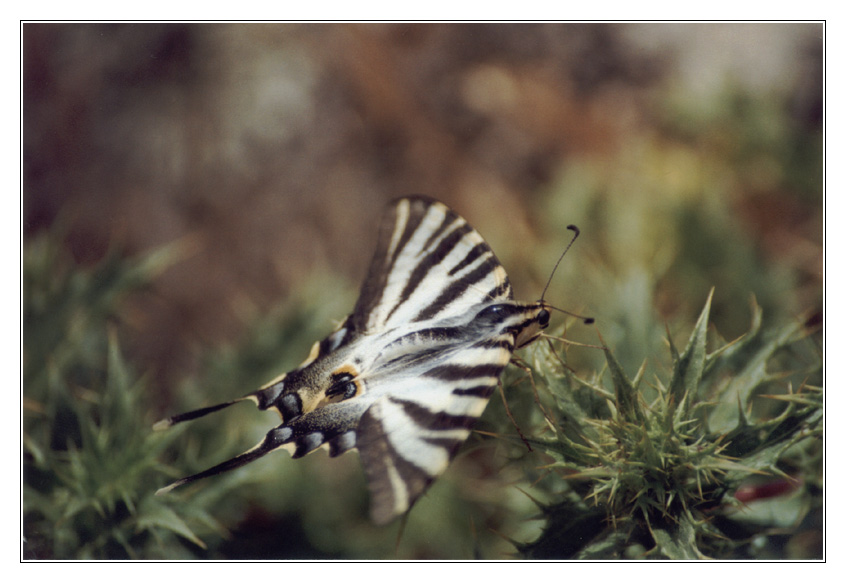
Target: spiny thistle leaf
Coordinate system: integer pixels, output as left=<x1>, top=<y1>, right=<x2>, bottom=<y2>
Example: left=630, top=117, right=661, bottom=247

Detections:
left=648, top=514, right=706, bottom=559
left=134, top=498, right=209, bottom=550
left=602, top=338, right=644, bottom=425
left=667, top=289, right=712, bottom=423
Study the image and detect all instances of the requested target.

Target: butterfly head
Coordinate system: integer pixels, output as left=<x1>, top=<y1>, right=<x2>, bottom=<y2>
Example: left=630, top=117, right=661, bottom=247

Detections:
left=472, top=301, right=551, bottom=350
left=515, top=302, right=551, bottom=348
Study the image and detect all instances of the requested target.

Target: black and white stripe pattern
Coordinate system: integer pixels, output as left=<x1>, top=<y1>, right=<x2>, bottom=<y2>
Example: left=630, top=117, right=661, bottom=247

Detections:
left=352, top=197, right=513, bottom=333
left=154, top=196, right=553, bottom=524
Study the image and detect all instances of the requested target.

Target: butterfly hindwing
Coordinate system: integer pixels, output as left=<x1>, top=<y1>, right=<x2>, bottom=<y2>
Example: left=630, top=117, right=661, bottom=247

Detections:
left=155, top=196, right=552, bottom=524
left=356, top=328, right=517, bottom=523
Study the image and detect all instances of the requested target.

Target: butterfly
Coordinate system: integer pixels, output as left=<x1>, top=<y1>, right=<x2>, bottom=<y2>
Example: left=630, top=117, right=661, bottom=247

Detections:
left=154, top=196, right=586, bottom=524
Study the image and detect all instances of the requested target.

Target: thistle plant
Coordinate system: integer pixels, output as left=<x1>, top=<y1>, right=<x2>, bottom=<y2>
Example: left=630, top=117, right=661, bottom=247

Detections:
left=514, top=291, right=822, bottom=559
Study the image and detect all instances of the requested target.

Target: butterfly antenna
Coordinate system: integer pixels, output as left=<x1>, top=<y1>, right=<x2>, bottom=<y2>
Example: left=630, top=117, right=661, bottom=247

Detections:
left=539, top=225, right=594, bottom=325
left=549, top=305, right=595, bottom=325
left=540, top=224, right=580, bottom=302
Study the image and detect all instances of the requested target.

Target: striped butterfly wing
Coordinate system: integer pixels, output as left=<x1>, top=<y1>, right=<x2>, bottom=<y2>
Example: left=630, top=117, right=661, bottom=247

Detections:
left=155, top=196, right=551, bottom=524
left=351, top=196, right=514, bottom=333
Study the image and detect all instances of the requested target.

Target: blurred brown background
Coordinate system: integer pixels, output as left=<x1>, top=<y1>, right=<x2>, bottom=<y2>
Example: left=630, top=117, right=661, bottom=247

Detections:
left=22, top=23, right=823, bottom=399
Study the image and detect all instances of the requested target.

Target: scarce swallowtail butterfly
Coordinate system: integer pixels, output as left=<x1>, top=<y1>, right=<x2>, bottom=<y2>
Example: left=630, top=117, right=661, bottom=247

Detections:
left=154, top=196, right=588, bottom=524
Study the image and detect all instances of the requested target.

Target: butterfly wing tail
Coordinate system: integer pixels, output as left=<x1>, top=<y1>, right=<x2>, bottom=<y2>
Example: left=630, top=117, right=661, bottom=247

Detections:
left=152, top=400, right=242, bottom=430
left=153, top=380, right=288, bottom=431
left=156, top=426, right=295, bottom=495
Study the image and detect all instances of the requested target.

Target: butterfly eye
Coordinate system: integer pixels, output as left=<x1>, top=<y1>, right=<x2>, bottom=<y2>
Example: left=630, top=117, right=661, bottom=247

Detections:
left=538, top=309, right=551, bottom=328
left=326, top=373, right=358, bottom=401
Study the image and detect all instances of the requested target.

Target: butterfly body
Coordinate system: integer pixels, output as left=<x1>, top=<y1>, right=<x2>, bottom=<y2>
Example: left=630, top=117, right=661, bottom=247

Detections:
left=156, top=196, right=554, bottom=524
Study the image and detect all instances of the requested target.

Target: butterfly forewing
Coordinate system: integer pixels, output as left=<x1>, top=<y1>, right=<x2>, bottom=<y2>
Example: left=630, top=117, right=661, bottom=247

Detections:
left=352, top=198, right=513, bottom=333
left=155, top=196, right=552, bottom=524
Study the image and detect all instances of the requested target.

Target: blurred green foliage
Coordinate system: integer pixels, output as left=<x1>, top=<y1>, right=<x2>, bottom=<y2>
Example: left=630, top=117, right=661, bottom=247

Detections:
left=23, top=232, right=227, bottom=558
